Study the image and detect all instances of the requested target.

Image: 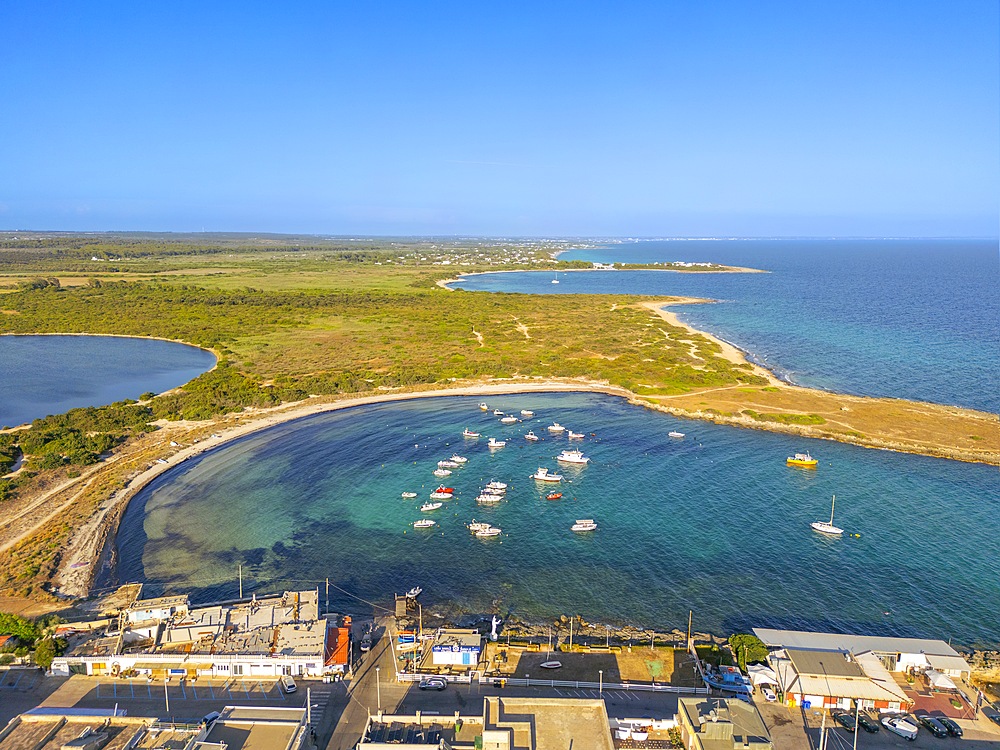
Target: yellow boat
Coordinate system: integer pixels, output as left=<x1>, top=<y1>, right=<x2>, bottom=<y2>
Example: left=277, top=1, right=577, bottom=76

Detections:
left=787, top=452, right=818, bottom=467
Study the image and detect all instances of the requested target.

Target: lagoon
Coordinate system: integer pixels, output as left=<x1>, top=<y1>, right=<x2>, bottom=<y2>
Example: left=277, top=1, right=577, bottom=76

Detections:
left=0, top=335, right=216, bottom=427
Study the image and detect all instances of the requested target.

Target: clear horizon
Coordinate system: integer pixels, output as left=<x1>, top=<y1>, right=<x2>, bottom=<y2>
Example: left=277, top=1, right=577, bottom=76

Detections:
left=2, top=1, right=997, bottom=237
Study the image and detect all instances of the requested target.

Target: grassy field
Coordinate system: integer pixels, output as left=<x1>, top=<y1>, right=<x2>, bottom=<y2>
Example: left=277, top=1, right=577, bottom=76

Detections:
left=0, top=232, right=997, bottom=602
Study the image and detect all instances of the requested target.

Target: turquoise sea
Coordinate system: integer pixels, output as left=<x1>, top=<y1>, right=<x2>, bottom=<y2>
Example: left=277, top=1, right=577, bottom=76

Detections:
left=110, top=239, right=1000, bottom=646
left=0, top=335, right=216, bottom=428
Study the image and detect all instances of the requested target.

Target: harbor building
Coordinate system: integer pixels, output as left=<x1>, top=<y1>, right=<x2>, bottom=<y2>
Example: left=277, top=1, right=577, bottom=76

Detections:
left=50, top=590, right=350, bottom=679
left=675, top=697, right=775, bottom=750
left=428, top=628, right=483, bottom=671
left=753, top=628, right=972, bottom=710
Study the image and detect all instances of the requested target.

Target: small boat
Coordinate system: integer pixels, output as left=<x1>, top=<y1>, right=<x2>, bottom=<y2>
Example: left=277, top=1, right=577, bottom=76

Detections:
left=787, top=452, right=818, bottom=467
left=467, top=521, right=492, bottom=532
left=438, top=460, right=460, bottom=468
left=476, top=526, right=502, bottom=537
left=567, top=431, right=585, bottom=439
left=488, top=437, right=507, bottom=448
left=557, top=449, right=590, bottom=465
left=547, top=423, right=566, bottom=433
left=429, top=491, right=453, bottom=500
left=434, top=486, right=455, bottom=494
left=462, top=428, right=481, bottom=438
left=539, top=661, right=562, bottom=669
left=406, top=586, right=422, bottom=598
left=545, top=492, right=563, bottom=500
left=413, top=519, right=437, bottom=528
left=401, top=492, right=417, bottom=498
left=450, top=454, right=468, bottom=463
left=476, top=494, right=503, bottom=504
left=500, top=415, right=519, bottom=424
left=668, top=431, right=685, bottom=438
left=479, top=402, right=489, bottom=411
left=486, top=481, right=508, bottom=491
left=420, top=502, right=443, bottom=512
left=524, top=431, right=540, bottom=442
left=811, top=494, right=844, bottom=536
left=531, top=467, right=563, bottom=482
left=571, top=519, right=598, bottom=532
left=701, top=665, right=752, bottom=694
left=433, top=468, right=452, bottom=477
left=493, top=409, right=505, bottom=416
left=520, top=410, right=534, bottom=417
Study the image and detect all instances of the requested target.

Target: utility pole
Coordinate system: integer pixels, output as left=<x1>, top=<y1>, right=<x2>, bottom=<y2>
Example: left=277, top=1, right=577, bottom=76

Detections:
left=376, top=666, right=381, bottom=712
left=687, top=610, right=693, bottom=650
left=307, top=687, right=312, bottom=726
left=569, top=618, right=573, bottom=651
left=325, top=578, right=329, bottom=615
left=164, top=679, right=170, bottom=713
left=852, top=700, right=860, bottom=750
left=238, top=564, right=243, bottom=599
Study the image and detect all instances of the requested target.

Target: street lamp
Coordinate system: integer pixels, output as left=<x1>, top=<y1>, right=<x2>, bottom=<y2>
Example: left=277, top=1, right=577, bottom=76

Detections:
left=599, top=669, right=603, bottom=696
left=606, top=626, right=610, bottom=649
left=376, top=666, right=381, bottom=712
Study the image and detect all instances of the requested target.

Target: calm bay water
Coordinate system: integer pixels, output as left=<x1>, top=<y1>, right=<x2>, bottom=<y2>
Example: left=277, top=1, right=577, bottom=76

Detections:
left=0, top=335, right=216, bottom=427
left=455, top=240, right=1000, bottom=414
left=115, top=392, right=1000, bottom=647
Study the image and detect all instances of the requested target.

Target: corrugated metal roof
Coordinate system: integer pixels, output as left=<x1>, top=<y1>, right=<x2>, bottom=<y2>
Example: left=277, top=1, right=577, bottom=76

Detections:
left=753, top=628, right=967, bottom=664
left=770, top=653, right=909, bottom=703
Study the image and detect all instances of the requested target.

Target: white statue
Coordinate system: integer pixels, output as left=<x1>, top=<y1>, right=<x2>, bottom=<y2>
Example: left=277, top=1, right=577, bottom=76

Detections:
left=490, top=615, right=502, bottom=641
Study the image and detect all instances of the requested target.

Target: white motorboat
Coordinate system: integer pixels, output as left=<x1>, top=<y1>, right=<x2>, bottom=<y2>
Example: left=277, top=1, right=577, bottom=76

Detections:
left=557, top=449, right=590, bottom=465
left=568, top=431, right=585, bottom=439
left=488, top=437, right=507, bottom=448
left=811, top=494, right=844, bottom=536
left=478, top=402, right=489, bottom=411
left=433, top=468, right=452, bottom=477
left=520, top=410, right=534, bottom=417
left=524, top=431, right=540, bottom=442
left=571, top=519, right=598, bottom=532
left=420, top=502, right=443, bottom=512
left=467, top=521, right=492, bottom=532
left=462, top=428, right=480, bottom=438
left=493, top=409, right=505, bottom=416
left=475, top=526, right=502, bottom=538
left=476, top=493, right=503, bottom=504
left=438, top=460, right=460, bottom=468
left=413, top=519, right=437, bottom=528
left=406, top=586, right=422, bottom=598
left=429, top=491, right=453, bottom=500
left=450, top=454, right=468, bottom=463
left=486, top=481, right=507, bottom=491
left=500, top=415, right=519, bottom=424
left=539, top=661, right=562, bottom=669
left=401, top=492, right=417, bottom=498
left=547, top=423, right=565, bottom=433
left=668, top=431, right=685, bottom=438
left=531, top=467, right=563, bottom=482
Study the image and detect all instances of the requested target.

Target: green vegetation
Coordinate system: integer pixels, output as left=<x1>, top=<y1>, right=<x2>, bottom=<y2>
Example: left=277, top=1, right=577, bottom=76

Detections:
left=0, top=611, right=40, bottom=642
left=728, top=633, right=769, bottom=670
left=742, top=410, right=826, bottom=425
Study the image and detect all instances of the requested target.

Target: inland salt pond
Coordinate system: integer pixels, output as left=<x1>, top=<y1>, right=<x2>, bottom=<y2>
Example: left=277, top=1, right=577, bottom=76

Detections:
left=114, top=392, right=1000, bottom=648
left=0, top=335, right=216, bottom=428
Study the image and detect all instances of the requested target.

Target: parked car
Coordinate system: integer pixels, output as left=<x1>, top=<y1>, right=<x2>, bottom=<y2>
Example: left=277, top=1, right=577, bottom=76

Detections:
left=881, top=715, right=919, bottom=741
left=856, top=712, right=880, bottom=734
left=987, top=712, right=1000, bottom=728
left=761, top=687, right=777, bottom=703
left=418, top=677, right=447, bottom=691
left=915, top=714, right=948, bottom=738
left=936, top=716, right=962, bottom=737
left=832, top=712, right=856, bottom=732
left=279, top=675, right=297, bottom=693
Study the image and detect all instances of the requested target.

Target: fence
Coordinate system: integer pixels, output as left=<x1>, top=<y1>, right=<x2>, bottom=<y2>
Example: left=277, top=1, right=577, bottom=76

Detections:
left=396, top=671, right=708, bottom=694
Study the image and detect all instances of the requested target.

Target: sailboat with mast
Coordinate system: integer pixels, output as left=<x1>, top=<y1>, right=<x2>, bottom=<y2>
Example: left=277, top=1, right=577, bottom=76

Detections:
left=811, top=495, right=844, bottom=536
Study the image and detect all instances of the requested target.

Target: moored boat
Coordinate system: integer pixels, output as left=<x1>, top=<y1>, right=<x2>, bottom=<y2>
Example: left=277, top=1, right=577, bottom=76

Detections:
left=476, top=494, right=503, bottom=504
left=450, top=454, right=468, bottom=463
left=568, top=431, right=585, bottom=439
left=547, top=423, right=566, bottom=433
left=463, top=428, right=481, bottom=438
left=486, top=481, right=507, bottom=491
left=413, top=519, right=437, bottom=528
left=557, top=449, right=590, bottom=465
left=668, top=431, right=685, bottom=438
left=467, top=521, right=492, bottom=532
left=500, top=415, right=519, bottom=424
left=570, top=519, right=598, bottom=532
left=811, top=494, right=844, bottom=536
left=401, top=492, right=417, bottom=498
left=420, top=501, right=443, bottom=512
left=475, top=526, right=502, bottom=537
left=438, top=460, right=460, bottom=468
left=493, top=409, right=505, bottom=416
left=520, top=410, right=534, bottom=417
left=433, top=468, right=452, bottom=477
left=488, top=437, right=507, bottom=448
left=545, top=492, right=563, bottom=500
left=524, top=431, right=540, bottom=442
left=429, top=492, right=452, bottom=500
left=531, top=467, right=563, bottom=482
left=406, top=586, right=422, bottom=598
left=479, top=402, right=489, bottom=411
left=787, top=452, right=818, bottom=467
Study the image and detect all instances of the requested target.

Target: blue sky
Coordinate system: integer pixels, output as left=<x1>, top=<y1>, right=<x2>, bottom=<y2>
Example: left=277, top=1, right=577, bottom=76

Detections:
left=1, top=2, right=997, bottom=237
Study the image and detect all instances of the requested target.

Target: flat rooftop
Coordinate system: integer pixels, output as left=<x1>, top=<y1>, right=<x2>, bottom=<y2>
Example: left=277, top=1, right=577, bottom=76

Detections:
left=484, top=696, right=615, bottom=750
left=0, top=718, right=146, bottom=750
left=786, top=648, right=865, bottom=678
left=202, top=706, right=307, bottom=750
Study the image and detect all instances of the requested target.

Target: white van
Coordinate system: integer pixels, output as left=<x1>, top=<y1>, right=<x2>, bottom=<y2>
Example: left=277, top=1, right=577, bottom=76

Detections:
left=279, top=675, right=297, bottom=693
